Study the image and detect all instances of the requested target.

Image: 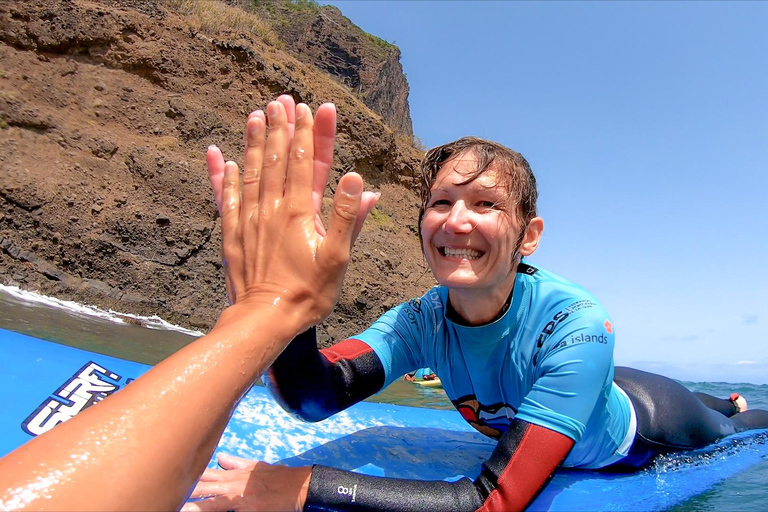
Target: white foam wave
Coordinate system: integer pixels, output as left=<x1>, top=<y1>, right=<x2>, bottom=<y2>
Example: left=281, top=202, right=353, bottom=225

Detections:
left=0, top=284, right=204, bottom=337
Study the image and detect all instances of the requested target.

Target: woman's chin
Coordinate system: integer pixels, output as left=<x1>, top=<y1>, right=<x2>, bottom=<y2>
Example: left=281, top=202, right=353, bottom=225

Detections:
left=435, top=272, right=483, bottom=290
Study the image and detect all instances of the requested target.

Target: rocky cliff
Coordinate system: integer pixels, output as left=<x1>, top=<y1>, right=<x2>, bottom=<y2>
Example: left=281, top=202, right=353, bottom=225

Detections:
left=0, top=0, right=432, bottom=350
left=245, top=0, right=414, bottom=138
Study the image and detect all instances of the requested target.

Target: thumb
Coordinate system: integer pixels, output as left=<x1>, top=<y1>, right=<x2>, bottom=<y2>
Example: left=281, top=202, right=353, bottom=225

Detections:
left=322, top=172, right=363, bottom=264
left=352, top=191, right=380, bottom=243
left=217, top=452, right=255, bottom=470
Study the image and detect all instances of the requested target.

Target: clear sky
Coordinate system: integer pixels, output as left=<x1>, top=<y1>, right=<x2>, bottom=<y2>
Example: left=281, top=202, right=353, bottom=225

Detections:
left=321, top=1, right=768, bottom=385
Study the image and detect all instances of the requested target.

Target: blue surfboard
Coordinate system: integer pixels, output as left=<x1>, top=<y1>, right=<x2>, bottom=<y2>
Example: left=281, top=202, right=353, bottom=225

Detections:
left=1, top=327, right=766, bottom=511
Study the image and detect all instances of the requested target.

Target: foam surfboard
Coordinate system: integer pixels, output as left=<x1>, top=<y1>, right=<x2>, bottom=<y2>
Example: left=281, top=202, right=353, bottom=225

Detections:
left=2, top=327, right=767, bottom=511
left=413, top=378, right=442, bottom=388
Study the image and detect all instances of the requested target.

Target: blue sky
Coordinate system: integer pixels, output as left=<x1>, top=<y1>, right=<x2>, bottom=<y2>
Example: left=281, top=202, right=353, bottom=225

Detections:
left=321, top=1, right=768, bottom=385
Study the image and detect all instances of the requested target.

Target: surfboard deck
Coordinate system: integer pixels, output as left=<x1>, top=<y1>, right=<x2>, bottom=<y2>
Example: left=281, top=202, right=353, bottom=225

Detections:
left=2, top=327, right=767, bottom=511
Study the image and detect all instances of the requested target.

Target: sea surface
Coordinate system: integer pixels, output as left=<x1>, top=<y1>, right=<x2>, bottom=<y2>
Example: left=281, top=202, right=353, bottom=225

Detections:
left=1, top=284, right=766, bottom=510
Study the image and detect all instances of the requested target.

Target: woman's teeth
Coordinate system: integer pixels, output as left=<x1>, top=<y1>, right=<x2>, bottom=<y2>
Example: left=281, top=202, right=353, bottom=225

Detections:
left=442, top=247, right=482, bottom=259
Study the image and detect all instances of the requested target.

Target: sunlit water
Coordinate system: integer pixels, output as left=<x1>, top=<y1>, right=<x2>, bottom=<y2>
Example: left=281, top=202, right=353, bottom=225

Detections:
left=1, top=284, right=766, bottom=510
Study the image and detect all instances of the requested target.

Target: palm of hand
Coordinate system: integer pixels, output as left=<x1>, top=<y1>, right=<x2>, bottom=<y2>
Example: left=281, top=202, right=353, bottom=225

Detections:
left=208, top=96, right=376, bottom=330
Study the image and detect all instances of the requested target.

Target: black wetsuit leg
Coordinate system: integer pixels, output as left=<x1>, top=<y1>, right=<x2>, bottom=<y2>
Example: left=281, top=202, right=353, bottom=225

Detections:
left=692, top=394, right=768, bottom=429
left=608, top=367, right=768, bottom=471
left=693, top=392, right=737, bottom=417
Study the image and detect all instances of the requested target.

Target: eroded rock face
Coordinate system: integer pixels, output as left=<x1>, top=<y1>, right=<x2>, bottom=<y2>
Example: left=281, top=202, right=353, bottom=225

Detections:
left=0, top=0, right=431, bottom=348
left=245, top=0, right=414, bottom=137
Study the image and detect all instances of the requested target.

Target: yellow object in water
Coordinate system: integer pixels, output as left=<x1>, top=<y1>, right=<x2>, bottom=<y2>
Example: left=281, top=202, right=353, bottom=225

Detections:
left=414, top=378, right=442, bottom=388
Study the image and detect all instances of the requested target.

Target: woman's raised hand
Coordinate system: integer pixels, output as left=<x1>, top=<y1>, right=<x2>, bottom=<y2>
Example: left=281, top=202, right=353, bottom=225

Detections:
left=208, top=100, right=372, bottom=332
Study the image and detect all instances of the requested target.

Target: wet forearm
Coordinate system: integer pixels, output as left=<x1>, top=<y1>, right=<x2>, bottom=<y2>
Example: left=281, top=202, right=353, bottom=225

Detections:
left=0, top=302, right=306, bottom=511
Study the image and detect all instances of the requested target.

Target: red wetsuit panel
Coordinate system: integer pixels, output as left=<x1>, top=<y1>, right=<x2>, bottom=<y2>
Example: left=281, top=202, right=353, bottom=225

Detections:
left=320, top=338, right=374, bottom=364
left=265, top=328, right=385, bottom=422
left=477, top=424, right=574, bottom=512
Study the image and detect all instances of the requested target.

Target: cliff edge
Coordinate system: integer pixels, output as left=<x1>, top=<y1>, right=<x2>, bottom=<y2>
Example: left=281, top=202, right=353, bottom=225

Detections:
left=244, top=0, right=414, bottom=137
left=0, top=0, right=432, bottom=351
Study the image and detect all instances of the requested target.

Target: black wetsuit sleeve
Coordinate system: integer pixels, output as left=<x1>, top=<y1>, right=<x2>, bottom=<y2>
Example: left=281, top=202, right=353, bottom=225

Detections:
left=264, top=327, right=386, bottom=422
left=304, top=420, right=575, bottom=512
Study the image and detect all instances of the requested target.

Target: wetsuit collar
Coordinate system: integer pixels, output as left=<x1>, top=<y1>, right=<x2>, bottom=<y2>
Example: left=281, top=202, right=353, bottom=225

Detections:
left=446, top=288, right=514, bottom=327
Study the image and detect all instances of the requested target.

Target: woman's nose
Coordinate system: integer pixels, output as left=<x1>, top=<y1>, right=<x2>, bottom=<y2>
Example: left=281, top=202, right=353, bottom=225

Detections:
left=444, top=201, right=474, bottom=233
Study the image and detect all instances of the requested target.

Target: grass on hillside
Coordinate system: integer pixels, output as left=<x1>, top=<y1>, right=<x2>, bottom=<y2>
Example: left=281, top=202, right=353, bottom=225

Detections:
left=364, top=32, right=396, bottom=52
left=163, top=0, right=280, bottom=46
left=369, top=208, right=398, bottom=233
left=284, top=0, right=320, bottom=12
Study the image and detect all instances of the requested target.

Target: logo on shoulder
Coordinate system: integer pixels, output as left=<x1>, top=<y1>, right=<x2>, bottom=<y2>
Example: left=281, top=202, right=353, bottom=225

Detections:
left=604, top=320, right=613, bottom=334
left=568, top=299, right=596, bottom=312
left=407, top=297, right=422, bottom=313
left=567, top=333, right=610, bottom=346
left=426, top=288, right=442, bottom=309
left=22, top=361, right=131, bottom=437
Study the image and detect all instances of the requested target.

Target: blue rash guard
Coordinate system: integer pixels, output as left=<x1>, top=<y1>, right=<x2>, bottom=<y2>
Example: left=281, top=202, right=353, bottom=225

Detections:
left=266, top=262, right=641, bottom=511
left=355, top=263, right=633, bottom=469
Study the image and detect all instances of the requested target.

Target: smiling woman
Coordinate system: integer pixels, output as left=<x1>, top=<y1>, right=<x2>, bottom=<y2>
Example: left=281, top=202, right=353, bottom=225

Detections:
left=189, top=114, right=768, bottom=512
left=418, top=139, right=543, bottom=325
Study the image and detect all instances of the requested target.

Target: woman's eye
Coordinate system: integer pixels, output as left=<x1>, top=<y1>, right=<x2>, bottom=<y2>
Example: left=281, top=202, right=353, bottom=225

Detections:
left=430, top=199, right=451, bottom=207
left=478, top=201, right=497, bottom=208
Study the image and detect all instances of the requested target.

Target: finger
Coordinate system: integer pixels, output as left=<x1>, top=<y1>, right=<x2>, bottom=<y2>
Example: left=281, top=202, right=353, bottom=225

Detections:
left=312, top=103, right=336, bottom=217
left=243, top=109, right=265, bottom=161
left=261, top=101, right=289, bottom=204
left=277, top=94, right=296, bottom=143
left=352, top=191, right=380, bottom=243
left=220, top=161, right=241, bottom=232
left=217, top=452, right=256, bottom=471
left=195, top=467, right=227, bottom=483
left=321, top=172, right=363, bottom=264
left=314, top=213, right=327, bottom=237
left=180, top=500, right=206, bottom=512
left=221, top=161, right=245, bottom=300
left=241, top=115, right=265, bottom=222
left=187, top=480, right=232, bottom=499
left=284, top=103, right=315, bottom=206
left=206, top=145, right=226, bottom=214
left=181, top=497, right=231, bottom=512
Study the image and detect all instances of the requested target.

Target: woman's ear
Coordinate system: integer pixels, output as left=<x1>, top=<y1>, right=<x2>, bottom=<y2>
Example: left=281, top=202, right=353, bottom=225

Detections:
left=518, top=217, right=544, bottom=257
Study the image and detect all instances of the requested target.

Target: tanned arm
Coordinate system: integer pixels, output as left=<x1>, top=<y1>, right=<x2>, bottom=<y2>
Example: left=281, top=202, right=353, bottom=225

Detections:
left=0, top=100, right=368, bottom=511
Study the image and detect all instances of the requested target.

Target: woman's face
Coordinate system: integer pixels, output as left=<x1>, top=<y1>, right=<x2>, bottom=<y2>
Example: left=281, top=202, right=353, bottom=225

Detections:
left=421, top=153, right=522, bottom=292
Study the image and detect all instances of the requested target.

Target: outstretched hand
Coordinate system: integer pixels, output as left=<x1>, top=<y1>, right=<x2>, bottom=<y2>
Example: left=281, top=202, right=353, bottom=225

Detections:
left=208, top=97, right=378, bottom=255
left=182, top=454, right=311, bottom=512
left=209, top=100, right=373, bottom=331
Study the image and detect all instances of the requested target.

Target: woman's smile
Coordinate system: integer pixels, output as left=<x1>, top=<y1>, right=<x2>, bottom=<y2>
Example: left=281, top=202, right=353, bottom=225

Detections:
left=440, top=246, right=484, bottom=260
left=421, top=153, right=520, bottom=294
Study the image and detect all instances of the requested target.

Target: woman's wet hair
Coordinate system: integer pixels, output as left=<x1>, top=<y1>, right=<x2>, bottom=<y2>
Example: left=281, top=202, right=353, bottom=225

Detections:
left=417, top=136, right=538, bottom=242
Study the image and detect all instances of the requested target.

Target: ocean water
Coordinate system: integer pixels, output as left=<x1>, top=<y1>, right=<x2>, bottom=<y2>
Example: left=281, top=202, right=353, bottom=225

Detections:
left=1, top=284, right=766, bottom=510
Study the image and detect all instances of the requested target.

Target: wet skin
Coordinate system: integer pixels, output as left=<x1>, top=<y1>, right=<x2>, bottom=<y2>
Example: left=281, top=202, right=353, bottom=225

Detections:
left=0, top=100, right=370, bottom=511
left=421, top=153, right=544, bottom=325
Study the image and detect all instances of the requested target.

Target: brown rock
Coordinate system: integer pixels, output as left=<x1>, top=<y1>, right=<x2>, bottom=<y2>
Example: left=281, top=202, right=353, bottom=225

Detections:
left=0, top=0, right=429, bottom=349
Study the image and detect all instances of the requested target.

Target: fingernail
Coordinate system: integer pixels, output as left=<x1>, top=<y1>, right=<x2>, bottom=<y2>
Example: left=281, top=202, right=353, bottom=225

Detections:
left=373, top=192, right=382, bottom=200
left=267, top=101, right=279, bottom=119
left=207, top=145, right=218, bottom=152
left=345, top=176, right=363, bottom=196
left=247, top=117, right=261, bottom=135
left=224, top=161, right=239, bottom=179
left=296, top=103, right=306, bottom=120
